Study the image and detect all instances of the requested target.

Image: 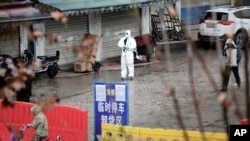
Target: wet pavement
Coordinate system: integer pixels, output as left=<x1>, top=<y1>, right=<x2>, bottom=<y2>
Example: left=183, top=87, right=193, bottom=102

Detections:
left=31, top=45, right=249, bottom=141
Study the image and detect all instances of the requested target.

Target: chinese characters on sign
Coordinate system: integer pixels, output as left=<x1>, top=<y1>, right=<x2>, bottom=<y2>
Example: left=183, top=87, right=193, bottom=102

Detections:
left=94, top=81, right=129, bottom=135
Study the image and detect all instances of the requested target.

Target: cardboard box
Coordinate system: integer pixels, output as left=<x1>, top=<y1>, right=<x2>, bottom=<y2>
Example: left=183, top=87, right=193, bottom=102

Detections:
left=77, top=34, right=100, bottom=68
left=86, top=62, right=93, bottom=71
left=88, top=48, right=97, bottom=57
left=86, top=55, right=96, bottom=64
left=89, top=41, right=99, bottom=50
left=74, top=62, right=87, bottom=72
left=81, top=34, right=100, bottom=49
left=77, top=54, right=86, bottom=62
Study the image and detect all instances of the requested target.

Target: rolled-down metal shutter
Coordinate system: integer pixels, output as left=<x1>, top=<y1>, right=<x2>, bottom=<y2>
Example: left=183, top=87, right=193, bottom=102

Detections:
left=242, top=0, right=250, bottom=6
left=45, top=15, right=88, bottom=66
left=0, top=27, right=19, bottom=57
left=101, top=10, right=140, bottom=60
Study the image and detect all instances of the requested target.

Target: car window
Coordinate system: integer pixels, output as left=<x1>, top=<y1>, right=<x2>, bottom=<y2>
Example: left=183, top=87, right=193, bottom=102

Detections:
left=240, top=9, right=250, bottom=18
left=234, top=11, right=243, bottom=18
left=204, top=12, right=228, bottom=20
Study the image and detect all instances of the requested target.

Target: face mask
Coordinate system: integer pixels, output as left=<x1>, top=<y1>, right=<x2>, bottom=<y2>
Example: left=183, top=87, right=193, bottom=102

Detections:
left=125, top=33, right=128, bottom=38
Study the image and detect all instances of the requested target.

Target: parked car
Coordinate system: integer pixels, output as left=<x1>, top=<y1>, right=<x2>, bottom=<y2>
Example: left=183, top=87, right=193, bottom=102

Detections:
left=198, top=5, right=250, bottom=48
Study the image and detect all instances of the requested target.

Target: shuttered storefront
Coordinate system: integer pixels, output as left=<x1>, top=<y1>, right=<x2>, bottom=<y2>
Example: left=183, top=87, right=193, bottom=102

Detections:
left=181, top=0, right=230, bottom=25
left=242, top=0, right=250, bottom=6
left=101, top=10, right=140, bottom=60
left=45, top=15, right=88, bottom=66
left=0, top=26, right=19, bottom=57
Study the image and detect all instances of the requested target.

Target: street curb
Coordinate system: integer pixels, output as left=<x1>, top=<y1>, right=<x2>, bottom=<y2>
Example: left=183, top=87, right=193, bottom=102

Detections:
left=56, top=60, right=162, bottom=78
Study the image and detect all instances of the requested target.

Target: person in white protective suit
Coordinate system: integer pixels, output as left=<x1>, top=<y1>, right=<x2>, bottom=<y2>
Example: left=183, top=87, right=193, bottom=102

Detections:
left=117, top=30, right=137, bottom=81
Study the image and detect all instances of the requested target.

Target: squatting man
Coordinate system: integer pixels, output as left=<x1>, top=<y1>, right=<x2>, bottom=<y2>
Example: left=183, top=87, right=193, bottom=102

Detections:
left=118, top=30, right=137, bottom=81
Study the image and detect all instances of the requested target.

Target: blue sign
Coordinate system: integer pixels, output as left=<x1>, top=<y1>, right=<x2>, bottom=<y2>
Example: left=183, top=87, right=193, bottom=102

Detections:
left=93, top=81, right=129, bottom=135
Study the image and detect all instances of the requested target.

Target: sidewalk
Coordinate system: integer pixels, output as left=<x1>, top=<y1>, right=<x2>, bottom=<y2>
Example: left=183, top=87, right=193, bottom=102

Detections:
left=56, top=59, right=161, bottom=78
left=32, top=48, right=249, bottom=141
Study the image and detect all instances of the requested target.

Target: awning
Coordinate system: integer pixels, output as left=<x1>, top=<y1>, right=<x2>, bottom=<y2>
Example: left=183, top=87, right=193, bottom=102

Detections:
left=36, top=0, right=177, bottom=15
left=0, top=5, right=51, bottom=27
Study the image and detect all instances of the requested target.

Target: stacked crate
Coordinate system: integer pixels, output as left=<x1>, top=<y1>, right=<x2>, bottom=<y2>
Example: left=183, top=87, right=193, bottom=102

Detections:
left=74, top=34, right=100, bottom=72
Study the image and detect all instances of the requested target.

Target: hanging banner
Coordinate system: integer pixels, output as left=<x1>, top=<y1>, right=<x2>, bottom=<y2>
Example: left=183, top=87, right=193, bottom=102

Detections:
left=93, top=81, right=129, bottom=135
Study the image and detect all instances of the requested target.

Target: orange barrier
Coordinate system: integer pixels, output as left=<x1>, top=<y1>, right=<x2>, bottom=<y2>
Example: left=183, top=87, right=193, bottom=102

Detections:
left=0, top=100, right=88, bottom=141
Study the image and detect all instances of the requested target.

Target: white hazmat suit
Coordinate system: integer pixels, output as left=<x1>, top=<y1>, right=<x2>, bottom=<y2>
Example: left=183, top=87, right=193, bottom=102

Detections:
left=117, top=30, right=137, bottom=80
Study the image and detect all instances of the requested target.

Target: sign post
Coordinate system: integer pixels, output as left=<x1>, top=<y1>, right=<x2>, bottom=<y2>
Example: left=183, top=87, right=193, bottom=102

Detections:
left=93, top=81, right=129, bottom=135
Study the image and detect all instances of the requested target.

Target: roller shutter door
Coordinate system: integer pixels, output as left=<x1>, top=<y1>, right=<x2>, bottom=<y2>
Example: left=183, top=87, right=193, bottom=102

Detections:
left=181, top=0, right=230, bottom=25
left=101, top=10, right=140, bottom=60
left=242, top=0, right=250, bottom=6
left=0, top=27, right=19, bottom=57
left=45, top=15, right=88, bottom=66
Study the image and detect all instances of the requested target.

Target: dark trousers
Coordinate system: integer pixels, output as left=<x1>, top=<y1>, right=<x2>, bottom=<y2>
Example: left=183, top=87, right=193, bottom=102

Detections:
left=31, top=135, right=48, bottom=141
left=222, top=66, right=241, bottom=90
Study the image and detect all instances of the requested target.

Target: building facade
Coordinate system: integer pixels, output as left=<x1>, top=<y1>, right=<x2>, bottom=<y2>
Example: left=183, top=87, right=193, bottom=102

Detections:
left=181, top=0, right=231, bottom=25
left=241, top=0, right=250, bottom=6
left=33, top=0, right=178, bottom=67
left=0, top=1, right=50, bottom=58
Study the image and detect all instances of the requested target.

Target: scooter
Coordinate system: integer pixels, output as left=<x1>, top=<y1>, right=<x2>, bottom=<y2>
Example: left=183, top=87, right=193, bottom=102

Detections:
left=35, top=50, right=60, bottom=78
left=23, top=50, right=60, bottom=78
left=11, top=124, right=61, bottom=141
left=134, top=34, right=156, bottom=62
left=10, top=124, right=28, bottom=141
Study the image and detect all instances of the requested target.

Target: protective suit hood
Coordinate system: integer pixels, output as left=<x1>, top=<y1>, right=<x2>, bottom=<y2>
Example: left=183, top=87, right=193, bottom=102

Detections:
left=31, top=105, right=42, bottom=116
left=125, top=30, right=131, bottom=38
left=225, top=38, right=236, bottom=48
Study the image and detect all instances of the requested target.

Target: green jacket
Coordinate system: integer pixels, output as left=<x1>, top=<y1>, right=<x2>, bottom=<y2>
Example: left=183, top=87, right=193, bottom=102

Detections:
left=31, top=105, right=48, bottom=137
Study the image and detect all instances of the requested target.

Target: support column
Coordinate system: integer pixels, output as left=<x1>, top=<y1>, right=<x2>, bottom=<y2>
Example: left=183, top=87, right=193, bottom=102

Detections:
left=176, top=0, right=181, bottom=21
left=141, top=6, right=150, bottom=34
left=33, top=22, right=45, bottom=58
left=88, top=13, right=102, bottom=62
left=19, top=24, right=28, bottom=56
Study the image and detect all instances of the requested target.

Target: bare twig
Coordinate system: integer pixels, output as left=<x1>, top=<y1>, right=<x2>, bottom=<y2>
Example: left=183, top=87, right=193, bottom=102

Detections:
left=171, top=87, right=189, bottom=141
left=192, top=41, right=229, bottom=135
left=187, top=41, right=206, bottom=141
left=244, top=43, right=250, bottom=123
